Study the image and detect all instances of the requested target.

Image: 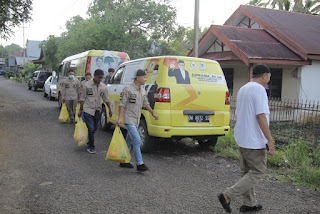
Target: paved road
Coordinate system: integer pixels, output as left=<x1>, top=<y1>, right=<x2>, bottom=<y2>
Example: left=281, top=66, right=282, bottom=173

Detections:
left=0, top=76, right=319, bottom=214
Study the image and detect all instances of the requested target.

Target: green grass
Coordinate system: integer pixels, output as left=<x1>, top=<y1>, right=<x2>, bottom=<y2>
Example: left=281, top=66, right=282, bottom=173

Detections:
left=213, top=132, right=320, bottom=191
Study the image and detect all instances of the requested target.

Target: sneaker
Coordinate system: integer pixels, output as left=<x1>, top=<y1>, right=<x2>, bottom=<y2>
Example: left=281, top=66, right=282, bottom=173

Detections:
left=119, top=163, right=134, bottom=168
left=87, top=148, right=96, bottom=154
left=137, top=164, right=148, bottom=172
left=240, top=204, right=262, bottom=213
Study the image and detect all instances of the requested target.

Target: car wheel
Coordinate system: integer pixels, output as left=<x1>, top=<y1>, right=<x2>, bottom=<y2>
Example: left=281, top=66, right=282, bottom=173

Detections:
left=58, top=93, right=62, bottom=109
left=49, top=90, right=55, bottom=101
left=44, top=90, right=48, bottom=97
left=28, top=84, right=31, bottom=90
left=198, top=136, right=218, bottom=149
left=100, top=106, right=111, bottom=131
left=138, top=119, right=154, bottom=153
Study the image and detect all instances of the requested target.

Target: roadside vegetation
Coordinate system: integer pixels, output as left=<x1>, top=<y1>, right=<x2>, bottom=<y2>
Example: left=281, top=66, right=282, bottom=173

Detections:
left=213, top=130, right=320, bottom=191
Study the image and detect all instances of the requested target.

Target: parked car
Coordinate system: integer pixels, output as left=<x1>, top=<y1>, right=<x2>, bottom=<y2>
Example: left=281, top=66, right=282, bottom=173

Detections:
left=100, top=56, right=230, bottom=152
left=28, top=71, right=51, bottom=91
left=0, top=68, right=5, bottom=75
left=43, top=76, right=58, bottom=100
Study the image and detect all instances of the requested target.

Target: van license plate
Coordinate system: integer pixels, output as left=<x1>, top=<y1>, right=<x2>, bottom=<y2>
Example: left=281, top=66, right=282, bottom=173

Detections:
left=188, top=115, right=210, bottom=123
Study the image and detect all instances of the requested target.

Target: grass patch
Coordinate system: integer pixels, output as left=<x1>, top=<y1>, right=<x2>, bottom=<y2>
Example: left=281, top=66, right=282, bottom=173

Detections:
left=212, top=131, right=320, bottom=191
left=212, top=131, right=240, bottom=160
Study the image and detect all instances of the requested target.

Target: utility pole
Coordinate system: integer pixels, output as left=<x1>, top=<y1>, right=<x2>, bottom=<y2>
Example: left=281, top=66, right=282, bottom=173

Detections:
left=23, top=22, right=26, bottom=66
left=193, top=0, right=199, bottom=57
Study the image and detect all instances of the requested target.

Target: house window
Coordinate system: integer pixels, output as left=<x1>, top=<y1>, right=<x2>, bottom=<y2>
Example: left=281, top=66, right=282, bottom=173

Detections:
left=267, top=68, right=282, bottom=99
left=222, top=68, right=234, bottom=95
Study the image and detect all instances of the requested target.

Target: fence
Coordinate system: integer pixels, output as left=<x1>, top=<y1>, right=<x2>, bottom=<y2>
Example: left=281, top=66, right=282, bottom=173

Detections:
left=230, top=96, right=320, bottom=145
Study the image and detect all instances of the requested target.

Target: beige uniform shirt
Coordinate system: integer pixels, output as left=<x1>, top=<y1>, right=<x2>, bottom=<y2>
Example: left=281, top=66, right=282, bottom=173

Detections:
left=80, top=79, right=109, bottom=116
left=119, top=83, right=150, bottom=126
left=61, top=78, right=80, bottom=100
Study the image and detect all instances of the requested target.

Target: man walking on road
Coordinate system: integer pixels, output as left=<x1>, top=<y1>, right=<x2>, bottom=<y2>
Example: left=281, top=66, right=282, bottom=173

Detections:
left=217, top=64, right=275, bottom=213
left=61, top=69, right=80, bottom=123
left=81, top=72, right=92, bottom=89
left=78, top=69, right=112, bottom=154
left=116, top=69, right=158, bottom=172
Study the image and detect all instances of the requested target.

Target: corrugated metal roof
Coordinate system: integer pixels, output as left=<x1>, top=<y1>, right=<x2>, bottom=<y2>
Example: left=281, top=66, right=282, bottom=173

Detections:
left=226, top=5, right=320, bottom=56
left=213, top=25, right=302, bottom=61
left=26, top=40, right=42, bottom=58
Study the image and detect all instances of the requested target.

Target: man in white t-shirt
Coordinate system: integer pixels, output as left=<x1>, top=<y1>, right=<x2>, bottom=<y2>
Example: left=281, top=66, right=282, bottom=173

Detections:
left=217, top=64, right=274, bottom=213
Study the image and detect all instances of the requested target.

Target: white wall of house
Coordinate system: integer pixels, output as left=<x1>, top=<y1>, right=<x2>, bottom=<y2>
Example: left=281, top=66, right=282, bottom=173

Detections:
left=300, top=60, right=320, bottom=102
left=281, top=66, right=301, bottom=100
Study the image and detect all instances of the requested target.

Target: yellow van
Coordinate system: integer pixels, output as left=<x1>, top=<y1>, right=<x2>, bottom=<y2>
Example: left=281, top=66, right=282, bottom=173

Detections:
left=56, top=50, right=130, bottom=108
left=101, top=56, right=230, bottom=152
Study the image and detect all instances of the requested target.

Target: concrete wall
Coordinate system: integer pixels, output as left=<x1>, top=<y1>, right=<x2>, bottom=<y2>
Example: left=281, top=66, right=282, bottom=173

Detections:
left=300, top=60, right=320, bottom=102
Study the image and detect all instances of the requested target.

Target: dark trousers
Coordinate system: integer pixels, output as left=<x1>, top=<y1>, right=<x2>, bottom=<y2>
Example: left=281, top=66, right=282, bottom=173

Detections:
left=82, top=111, right=100, bottom=149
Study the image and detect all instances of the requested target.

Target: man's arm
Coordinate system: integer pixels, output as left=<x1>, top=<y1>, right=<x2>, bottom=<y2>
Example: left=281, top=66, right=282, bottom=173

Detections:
left=116, top=106, right=125, bottom=127
left=257, top=113, right=274, bottom=155
left=145, top=104, right=158, bottom=120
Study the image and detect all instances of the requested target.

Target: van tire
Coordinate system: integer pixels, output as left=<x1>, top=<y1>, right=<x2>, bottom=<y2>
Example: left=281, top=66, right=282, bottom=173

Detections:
left=100, top=106, right=111, bottom=131
left=198, top=136, right=218, bottom=149
left=138, top=119, right=154, bottom=153
left=44, top=91, right=48, bottom=97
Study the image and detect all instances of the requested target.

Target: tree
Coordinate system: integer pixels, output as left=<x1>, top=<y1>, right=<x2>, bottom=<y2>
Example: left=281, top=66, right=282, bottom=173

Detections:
left=247, top=0, right=320, bottom=14
left=42, top=35, right=59, bottom=72
left=0, top=0, right=33, bottom=39
left=0, top=43, right=22, bottom=58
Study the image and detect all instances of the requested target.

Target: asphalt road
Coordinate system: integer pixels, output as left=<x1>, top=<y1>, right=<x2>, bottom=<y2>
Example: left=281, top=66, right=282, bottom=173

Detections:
left=0, top=76, right=319, bottom=214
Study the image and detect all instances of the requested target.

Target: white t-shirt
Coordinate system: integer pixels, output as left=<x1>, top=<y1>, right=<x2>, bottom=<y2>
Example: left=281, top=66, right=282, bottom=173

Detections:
left=234, top=82, right=270, bottom=149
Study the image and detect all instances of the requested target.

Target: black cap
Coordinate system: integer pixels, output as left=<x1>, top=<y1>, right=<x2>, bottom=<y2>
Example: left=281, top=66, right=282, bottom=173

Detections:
left=94, top=69, right=104, bottom=77
left=253, top=64, right=270, bottom=76
left=108, top=68, right=115, bottom=73
left=135, top=69, right=147, bottom=78
left=85, top=72, right=92, bottom=76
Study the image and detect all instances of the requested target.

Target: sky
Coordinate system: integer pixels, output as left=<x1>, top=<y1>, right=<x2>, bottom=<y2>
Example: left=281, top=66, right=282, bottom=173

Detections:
left=1, top=0, right=248, bottom=47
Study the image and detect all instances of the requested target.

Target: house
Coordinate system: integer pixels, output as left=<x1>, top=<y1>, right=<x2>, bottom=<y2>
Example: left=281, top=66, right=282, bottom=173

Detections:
left=6, top=40, right=44, bottom=70
left=189, top=5, right=320, bottom=102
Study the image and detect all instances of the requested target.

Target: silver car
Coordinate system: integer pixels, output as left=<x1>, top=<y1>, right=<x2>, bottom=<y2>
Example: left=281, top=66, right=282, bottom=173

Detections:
left=43, top=76, right=57, bottom=101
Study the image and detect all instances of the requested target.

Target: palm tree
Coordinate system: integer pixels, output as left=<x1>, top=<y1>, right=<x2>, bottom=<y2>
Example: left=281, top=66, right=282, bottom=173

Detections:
left=247, top=0, right=320, bottom=15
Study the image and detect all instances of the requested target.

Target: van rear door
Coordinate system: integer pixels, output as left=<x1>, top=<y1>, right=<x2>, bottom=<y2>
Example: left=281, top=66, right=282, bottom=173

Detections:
left=165, top=58, right=229, bottom=128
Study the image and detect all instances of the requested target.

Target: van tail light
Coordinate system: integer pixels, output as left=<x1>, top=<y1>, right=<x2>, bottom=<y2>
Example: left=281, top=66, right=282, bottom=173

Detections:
left=85, top=56, right=91, bottom=73
left=154, top=88, right=170, bottom=102
left=225, top=91, right=230, bottom=105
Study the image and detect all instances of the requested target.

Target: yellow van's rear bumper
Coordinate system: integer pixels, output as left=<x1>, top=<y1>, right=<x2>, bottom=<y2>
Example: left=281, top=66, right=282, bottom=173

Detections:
left=148, top=125, right=230, bottom=138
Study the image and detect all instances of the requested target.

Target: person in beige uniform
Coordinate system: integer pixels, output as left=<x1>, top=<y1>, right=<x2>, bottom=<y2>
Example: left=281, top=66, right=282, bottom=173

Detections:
left=116, top=69, right=158, bottom=172
left=61, top=69, right=80, bottom=123
left=81, top=72, right=92, bottom=89
left=78, top=69, right=112, bottom=154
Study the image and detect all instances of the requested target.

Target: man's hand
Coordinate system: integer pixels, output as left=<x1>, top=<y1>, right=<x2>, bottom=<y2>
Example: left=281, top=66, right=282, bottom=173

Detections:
left=267, top=140, right=275, bottom=156
left=78, top=109, right=82, bottom=118
left=152, top=112, right=159, bottom=120
left=116, top=119, right=121, bottom=127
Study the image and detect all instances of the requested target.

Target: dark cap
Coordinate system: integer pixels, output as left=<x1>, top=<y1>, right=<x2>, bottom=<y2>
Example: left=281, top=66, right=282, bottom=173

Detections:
left=94, top=69, right=104, bottom=77
left=85, top=72, right=92, bottom=76
left=178, top=60, right=184, bottom=64
left=252, top=64, right=270, bottom=76
left=134, top=69, right=147, bottom=78
left=108, top=68, right=115, bottom=73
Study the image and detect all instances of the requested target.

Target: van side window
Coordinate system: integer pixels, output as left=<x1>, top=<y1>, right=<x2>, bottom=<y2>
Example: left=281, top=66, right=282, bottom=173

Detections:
left=112, top=67, right=125, bottom=84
